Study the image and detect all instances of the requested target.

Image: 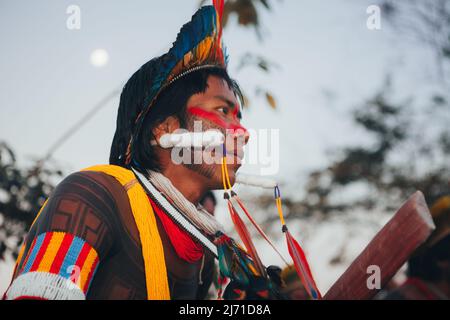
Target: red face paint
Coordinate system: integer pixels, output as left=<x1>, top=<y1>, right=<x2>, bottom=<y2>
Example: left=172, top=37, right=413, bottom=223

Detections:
left=188, top=106, right=247, bottom=133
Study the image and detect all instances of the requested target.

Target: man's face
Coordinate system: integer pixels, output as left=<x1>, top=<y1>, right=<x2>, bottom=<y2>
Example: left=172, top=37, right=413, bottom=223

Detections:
left=183, top=75, right=249, bottom=189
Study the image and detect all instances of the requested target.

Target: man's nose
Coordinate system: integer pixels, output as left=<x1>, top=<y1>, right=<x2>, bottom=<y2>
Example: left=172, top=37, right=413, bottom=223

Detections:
left=230, top=126, right=250, bottom=145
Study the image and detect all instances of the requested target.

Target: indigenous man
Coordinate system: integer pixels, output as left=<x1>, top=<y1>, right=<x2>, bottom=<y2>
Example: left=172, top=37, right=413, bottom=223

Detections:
left=3, top=1, right=276, bottom=300
left=383, top=195, right=450, bottom=300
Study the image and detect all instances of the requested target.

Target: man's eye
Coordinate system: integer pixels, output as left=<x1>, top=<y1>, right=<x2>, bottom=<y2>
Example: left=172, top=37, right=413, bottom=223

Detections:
left=217, top=107, right=229, bottom=115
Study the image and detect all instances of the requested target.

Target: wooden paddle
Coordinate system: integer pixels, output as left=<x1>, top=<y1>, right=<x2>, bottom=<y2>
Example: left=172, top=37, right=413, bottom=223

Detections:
left=324, top=191, right=435, bottom=300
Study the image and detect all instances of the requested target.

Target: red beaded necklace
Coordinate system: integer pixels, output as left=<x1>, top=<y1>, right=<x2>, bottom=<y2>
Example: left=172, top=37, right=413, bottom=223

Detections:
left=148, top=196, right=204, bottom=263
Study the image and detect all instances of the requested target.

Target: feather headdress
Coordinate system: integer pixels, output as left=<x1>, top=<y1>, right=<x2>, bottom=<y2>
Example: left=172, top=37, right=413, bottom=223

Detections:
left=124, top=0, right=227, bottom=165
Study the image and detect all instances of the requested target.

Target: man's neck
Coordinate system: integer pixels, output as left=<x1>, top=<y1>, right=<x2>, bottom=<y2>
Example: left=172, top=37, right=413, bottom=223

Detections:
left=161, top=166, right=208, bottom=205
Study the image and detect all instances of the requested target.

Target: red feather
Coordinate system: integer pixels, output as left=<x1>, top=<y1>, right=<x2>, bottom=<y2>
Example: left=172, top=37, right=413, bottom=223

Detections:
left=213, top=0, right=225, bottom=60
left=285, top=230, right=322, bottom=299
left=213, top=0, right=224, bottom=22
left=233, top=195, right=289, bottom=266
left=227, top=201, right=266, bottom=277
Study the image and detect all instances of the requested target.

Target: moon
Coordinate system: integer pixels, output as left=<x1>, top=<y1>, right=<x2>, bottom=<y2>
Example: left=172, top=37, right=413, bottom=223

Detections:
left=90, top=49, right=109, bottom=67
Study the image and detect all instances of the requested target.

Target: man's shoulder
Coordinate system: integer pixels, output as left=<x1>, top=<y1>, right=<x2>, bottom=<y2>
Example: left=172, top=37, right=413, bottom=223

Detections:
left=40, top=165, right=142, bottom=248
left=56, top=167, right=128, bottom=200
left=21, top=167, right=133, bottom=264
left=55, top=166, right=138, bottom=231
left=64, top=167, right=121, bottom=184
left=44, top=167, right=132, bottom=228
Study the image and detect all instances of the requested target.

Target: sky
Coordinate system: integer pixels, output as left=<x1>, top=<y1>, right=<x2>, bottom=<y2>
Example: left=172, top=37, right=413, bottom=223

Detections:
left=0, top=0, right=440, bottom=294
left=0, top=0, right=435, bottom=180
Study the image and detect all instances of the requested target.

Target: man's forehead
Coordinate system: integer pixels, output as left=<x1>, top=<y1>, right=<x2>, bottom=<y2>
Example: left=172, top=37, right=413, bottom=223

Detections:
left=194, top=76, right=239, bottom=106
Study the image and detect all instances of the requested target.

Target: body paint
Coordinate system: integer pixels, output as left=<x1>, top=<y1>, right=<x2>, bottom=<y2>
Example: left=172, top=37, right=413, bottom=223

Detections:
left=188, top=107, right=247, bottom=133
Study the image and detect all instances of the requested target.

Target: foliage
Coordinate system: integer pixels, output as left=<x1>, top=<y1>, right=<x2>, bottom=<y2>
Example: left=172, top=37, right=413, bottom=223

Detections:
left=273, top=0, right=450, bottom=220
left=0, top=142, right=63, bottom=260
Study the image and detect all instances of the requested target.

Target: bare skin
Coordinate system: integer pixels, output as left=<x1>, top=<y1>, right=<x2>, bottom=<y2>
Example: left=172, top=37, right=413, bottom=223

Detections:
left=151, top=75, right=249, bottom=205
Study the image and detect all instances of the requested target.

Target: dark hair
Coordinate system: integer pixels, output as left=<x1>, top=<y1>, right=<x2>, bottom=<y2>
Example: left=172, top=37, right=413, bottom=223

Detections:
left=408, top=234, right=450, bottom=282
left=109, top=60, right=243, bottom=171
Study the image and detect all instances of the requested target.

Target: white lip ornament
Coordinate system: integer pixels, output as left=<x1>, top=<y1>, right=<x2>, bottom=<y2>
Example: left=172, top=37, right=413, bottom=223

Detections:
left=235, top=173, right=277, bottom=189
left=152, top=130, right=225, bottom=148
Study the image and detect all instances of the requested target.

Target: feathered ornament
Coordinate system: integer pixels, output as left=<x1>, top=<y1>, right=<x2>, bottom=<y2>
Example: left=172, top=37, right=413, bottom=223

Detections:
left=221, top=143, right=321, bottom=300
left=274, top=186, right=322, bottom=300
left=125, top=0, right=228, bottom=165
left=215, top=232, right=254, bottom=286
left=220, top=144, right=288, bottom=265
left=214, top=232, right=280, bottom=300
left=230, top=192, right=290, bottom=266
left=221, top=145, right=267, bottom=277
left=218, top=144, right=291, bottom=300
left=226, top=195, right=266, bottom=277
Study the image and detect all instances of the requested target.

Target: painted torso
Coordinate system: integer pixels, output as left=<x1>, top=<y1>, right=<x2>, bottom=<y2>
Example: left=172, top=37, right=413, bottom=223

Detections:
left=10, top=171, right=215, bottom=300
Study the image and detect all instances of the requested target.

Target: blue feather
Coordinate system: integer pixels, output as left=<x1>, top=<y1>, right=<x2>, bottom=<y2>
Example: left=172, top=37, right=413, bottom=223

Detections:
left=146, top=6, right=220, bottom=106
left=129, top=4, right=228, bottom=164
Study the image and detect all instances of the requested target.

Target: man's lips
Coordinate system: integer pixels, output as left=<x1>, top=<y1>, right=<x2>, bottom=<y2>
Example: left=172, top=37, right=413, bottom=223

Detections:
left=226, top=148, right=244, bottom=162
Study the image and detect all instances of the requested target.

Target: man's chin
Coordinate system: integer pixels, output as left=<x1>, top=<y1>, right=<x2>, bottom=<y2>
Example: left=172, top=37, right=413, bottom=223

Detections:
left=183, top=162, right=239, bottom=190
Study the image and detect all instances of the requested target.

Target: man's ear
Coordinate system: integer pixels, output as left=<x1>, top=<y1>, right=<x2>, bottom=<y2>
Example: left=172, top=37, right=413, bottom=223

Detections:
left=152, top=116, right=181, bottom=142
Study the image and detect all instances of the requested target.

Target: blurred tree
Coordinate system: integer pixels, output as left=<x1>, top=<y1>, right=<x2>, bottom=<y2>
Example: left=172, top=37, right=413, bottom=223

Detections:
left=381, top=0, right=450, bottom=81
left=295, top=80, right=450, bottom=217
left=259, top=0, right=450, bottom=223
left=0, top=142, right=63, bottom=260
